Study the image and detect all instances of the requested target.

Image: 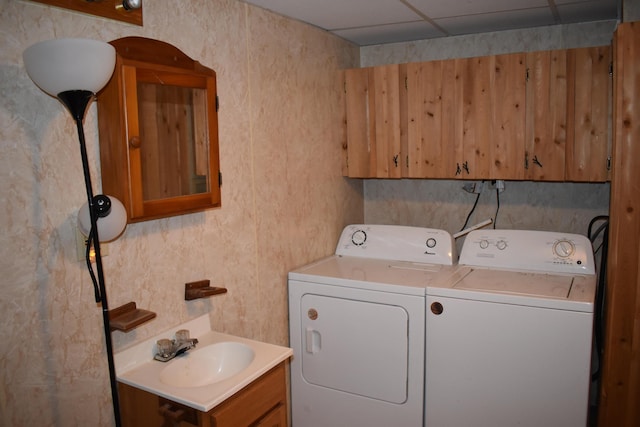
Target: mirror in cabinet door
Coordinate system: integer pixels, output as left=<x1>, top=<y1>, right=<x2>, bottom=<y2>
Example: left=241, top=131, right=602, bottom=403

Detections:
left=97, top=37, right=221, bottom=223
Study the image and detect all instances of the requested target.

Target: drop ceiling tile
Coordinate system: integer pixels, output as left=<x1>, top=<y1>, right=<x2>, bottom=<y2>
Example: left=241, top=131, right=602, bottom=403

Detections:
left=408, top=0, right=550, bottom=19
left=435, top=8, right=555, bottom=35
left=246, top=0, right=422, bottom=30
left=556, top=1, right=618, bottom=23
left=332, top=21, right=446, bottom=46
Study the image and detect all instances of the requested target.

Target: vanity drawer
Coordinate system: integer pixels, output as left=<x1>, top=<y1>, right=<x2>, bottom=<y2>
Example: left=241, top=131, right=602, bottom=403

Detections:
left=118, top=361, right=288, bottom=427
left=209, top=363, right=287, bottom=426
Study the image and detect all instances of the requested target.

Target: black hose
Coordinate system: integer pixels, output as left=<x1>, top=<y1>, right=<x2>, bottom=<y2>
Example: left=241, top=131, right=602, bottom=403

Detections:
left=588, top=215, right=609, bottom=383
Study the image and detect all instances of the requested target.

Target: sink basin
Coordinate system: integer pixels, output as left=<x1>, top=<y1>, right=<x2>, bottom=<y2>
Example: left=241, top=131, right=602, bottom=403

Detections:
left=160, top=341, right=255, bottom=388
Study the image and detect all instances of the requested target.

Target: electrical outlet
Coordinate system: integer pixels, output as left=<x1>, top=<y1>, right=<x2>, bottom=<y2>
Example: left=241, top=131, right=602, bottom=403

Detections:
left=489, top=180, right=505, bottom=193
left=462, top=181, right=484, bottom=194
left=76, top=228, right=108, bottom=262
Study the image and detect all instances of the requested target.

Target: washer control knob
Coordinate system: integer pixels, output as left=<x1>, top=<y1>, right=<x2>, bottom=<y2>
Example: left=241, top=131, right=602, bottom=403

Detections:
left=426, top=238, right=437, bottom=248
left=479, top=239, right=489, bottom=249
left=496, top=240, right=507, bottom=250
left=553, top=239, right=575, bottom=258
left=351, top=230, right=367, bottom=246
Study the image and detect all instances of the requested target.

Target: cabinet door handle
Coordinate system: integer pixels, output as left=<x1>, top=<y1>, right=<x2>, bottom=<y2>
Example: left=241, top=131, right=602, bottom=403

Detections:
left=462, top=161, right=470, bottom=174
left=159, top=403, right=185, bottom=427
left=532, top=155, right=543, bottom=168
left=128, top=135, right=141, bottom=149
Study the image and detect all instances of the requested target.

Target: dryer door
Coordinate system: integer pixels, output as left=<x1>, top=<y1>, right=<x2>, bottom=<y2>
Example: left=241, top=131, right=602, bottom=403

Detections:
left=300, top=293, right=409, bottom=403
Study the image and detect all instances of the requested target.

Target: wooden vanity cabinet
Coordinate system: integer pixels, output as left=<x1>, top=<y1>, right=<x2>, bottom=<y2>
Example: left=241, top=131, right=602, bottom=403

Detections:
left=118, top=362, right=288, bottom=427
left=97, top=37, right=221, bottom=223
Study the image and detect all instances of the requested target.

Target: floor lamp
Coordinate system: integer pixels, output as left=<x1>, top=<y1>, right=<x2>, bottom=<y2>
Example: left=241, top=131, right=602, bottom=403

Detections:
left=23, top=38, right=127, bottom=426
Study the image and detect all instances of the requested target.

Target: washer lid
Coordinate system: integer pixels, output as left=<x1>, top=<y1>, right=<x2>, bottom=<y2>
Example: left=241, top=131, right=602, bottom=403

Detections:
left=454, top=269, right=573, bottom=298
left=428, top=268, right=596, bottom=312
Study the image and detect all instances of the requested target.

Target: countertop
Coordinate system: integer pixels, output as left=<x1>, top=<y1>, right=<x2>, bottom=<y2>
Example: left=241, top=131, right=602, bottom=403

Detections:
left=114, top=315, right=293, bottom=412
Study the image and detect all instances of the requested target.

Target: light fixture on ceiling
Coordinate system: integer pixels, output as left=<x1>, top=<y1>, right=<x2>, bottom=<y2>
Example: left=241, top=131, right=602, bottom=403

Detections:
left=23, top=38, right=124, bottom=427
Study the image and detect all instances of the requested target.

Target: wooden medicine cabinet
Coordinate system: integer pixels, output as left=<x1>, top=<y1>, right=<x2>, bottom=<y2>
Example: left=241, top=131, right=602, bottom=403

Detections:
left=97, top=37, right=221, bottom=223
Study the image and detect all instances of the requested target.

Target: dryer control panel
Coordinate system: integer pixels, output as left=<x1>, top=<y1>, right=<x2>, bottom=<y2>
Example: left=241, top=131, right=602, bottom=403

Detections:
left=336, top=224, right=455, bottom=265
left=459, top=229, right=595, bottom=274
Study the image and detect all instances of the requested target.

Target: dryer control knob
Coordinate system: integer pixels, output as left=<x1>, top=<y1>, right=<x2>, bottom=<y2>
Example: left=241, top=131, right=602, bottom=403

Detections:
left=553, top=239, right=575, bottom=258
left=426, top=238, right=437, bottom=248
left=479, top=239, right=489, bottom=249
left=496, top=240, right=507, bottom=250
left=351, top=230, right=367, bottom=246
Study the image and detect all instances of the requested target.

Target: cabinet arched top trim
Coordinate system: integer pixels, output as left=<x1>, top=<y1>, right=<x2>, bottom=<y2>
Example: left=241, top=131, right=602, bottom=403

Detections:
left=109, top=37, right=215, bottom=76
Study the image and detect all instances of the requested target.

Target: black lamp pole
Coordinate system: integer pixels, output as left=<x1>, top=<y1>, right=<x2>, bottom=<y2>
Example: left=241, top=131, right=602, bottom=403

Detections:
left=58, top=89, right=122, bottom=427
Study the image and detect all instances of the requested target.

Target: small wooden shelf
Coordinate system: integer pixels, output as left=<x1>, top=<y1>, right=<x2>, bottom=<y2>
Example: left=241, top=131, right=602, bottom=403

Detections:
left=109, top=302, right=156, bottom=332
left=185, top=280, right=227, bottom=301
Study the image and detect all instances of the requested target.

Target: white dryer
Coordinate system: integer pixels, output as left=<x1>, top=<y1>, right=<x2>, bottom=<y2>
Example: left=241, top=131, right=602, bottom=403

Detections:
left=426, top=229, right=596, bottom=427
left=288, top=224, right=458, bottom=427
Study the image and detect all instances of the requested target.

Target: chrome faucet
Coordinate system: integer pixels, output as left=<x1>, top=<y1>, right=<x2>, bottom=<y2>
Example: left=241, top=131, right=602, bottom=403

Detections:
left=154, top=330, right=199, bottom=362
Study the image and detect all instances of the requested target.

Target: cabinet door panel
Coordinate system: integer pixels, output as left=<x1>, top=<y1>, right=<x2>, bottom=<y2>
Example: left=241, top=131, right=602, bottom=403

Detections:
left=460, top=56, right=492, bottom=179
left=491, top=53, right=526, bottom=179
left=525, top=50, right=568, bottom=181
left=344, top=68, right=373, bottom=177
left=372, top=65, right=403, bottom=178
left=344, top=65, right=404, bottom=178
left=406, top=60, right=457, bottom=178
left=566, top=46, right=611, bottom=182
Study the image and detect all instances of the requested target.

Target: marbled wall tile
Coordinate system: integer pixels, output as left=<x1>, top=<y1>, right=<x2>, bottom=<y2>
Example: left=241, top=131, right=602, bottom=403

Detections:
left=0, top=0, right=360, bottom=425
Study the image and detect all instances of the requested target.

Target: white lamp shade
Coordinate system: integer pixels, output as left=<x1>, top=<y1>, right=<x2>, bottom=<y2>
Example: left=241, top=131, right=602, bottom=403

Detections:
left=78, top=195, right=127, bottom=242
left=23, top=38, right=116, bottom=96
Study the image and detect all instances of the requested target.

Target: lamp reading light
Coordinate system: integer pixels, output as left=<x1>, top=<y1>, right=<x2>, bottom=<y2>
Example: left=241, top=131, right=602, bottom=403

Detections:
left=23, top=38, right=123, bottom=427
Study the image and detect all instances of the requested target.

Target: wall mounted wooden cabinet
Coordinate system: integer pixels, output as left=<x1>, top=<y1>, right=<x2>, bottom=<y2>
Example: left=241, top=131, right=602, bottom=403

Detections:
left=565, top=46, right=612, bottom=182
left=404, top=53, right=526, bottom=180
left=455, top=53, right=527, bottom=180
left=525, top=46, right=612, bottom=182
left=343, top=64, right=406, bottom=178
left=343, top=46, right=611, bottom=182
left=405, top=59, right=457, bottom=178
left=97, top=37, right=221, bottom=223
left=525, top=49, right=569, bottom=181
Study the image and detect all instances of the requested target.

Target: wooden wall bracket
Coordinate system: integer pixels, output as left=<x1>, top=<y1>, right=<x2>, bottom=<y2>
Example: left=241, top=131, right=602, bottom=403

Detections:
left=28, top=0, right=143, bottom=26
left=109, top=301, right=156, bottom=332
left=185, top=280, right=227, bottom=301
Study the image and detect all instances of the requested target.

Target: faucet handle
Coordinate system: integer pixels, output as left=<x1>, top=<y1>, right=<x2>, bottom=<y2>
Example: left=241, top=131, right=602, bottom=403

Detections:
left=175, top=329, right=190, bottom=343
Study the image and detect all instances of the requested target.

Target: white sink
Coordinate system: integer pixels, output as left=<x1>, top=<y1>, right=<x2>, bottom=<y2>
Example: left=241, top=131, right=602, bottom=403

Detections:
left=160, top=342, right=255, bottom=388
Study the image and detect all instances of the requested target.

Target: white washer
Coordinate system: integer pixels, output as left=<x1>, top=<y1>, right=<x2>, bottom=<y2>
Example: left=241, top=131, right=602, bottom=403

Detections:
left=288, top=224, right=458, bottom=427
left=426, top=229, right=596, bottom=427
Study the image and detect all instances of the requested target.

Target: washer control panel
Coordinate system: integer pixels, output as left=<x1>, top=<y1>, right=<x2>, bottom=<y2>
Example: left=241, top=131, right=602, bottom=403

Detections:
left=336, top=224, right=455, bottom=265
left=459, top=229, right=595, bottom=274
